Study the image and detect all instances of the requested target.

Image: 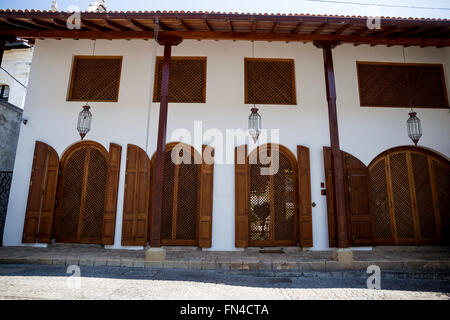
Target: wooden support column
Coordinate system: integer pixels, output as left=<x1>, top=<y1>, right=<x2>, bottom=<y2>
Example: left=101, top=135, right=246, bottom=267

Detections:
left=150, top=34, right=182, bottom=247
left=314, top=40, right=349, bottom=248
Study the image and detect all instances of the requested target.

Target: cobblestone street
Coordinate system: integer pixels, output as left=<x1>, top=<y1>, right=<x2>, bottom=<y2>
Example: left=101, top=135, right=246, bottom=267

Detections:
left=0, top=264, right=449, bottom=300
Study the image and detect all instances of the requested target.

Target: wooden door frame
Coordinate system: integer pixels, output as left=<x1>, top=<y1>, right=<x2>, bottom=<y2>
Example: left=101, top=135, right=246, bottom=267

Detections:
left=150, top=142, right=203, bottom=246
left=247, top=143, right=299, bottom=247
left=54, top=140, right=109, bottom=244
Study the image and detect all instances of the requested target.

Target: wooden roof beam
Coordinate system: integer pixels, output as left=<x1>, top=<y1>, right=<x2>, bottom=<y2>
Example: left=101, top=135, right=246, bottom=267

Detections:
left=5, top=18, right=48, bottom=30
left=332, top=23, right=351, bottom=35
left=419, top=26, right=449, bottom=38
left=81, top=19, right=113, bottom=31
left=129, top=19, right=152, bottom=31
left=292, top=22, right=303, bottom=34
left=313, top=23, right=328, bottom=35
left=272, top=20, right=280, bottom=33
left=177, top=18, right=192, bottom=31
left=31, top=18, right=65, bottom=30
left=397, top=25, right=423, bottom=38
left=377, top=25, right=398, bottom=37
left=227, top=19, right=234, bottom=32
left=251, top=20, right=256, bottom=32
left=204, top=18, right=212, bottom=32
left=2, top=29, right=449, bottom=47
left=154, top=19, right=171, bottom=31
left=106, top=19, right=132, bottom=31
left=351, top=26, right=368, bottom=36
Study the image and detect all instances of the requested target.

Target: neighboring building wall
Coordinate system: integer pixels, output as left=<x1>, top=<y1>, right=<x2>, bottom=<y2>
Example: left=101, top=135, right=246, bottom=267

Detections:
left=3, top=39, right=450, bottom=250
left=0, top=46, right=32, bottom=109
left=0, top=101, right=22, bottom=171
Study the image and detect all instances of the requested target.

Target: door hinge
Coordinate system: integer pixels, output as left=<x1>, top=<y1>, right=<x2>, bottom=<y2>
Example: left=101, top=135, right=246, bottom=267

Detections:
left=29, top=181, right=33, bottom=187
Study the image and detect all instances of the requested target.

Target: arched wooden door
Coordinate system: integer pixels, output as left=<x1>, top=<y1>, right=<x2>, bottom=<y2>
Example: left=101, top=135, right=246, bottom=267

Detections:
left=248, top=144, right=299, bottom=247
left=54, top=141, right=109, bottom=244
left=150, top=143, right=206, bottom=246
left=369, top=146, right=450, bottom=245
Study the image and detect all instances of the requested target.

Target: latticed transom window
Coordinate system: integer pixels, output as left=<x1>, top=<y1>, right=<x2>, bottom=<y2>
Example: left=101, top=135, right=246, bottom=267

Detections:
left=67, top=56, right=123, bottom=102
left=357, top=62, right=449, bottom=108
left=153, top=56, right=207, bottom=103
left=245, top=58, right=297, bottom=105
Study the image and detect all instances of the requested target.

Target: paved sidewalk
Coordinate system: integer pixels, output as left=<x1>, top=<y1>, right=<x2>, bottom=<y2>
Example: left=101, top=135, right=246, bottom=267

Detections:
left=0, top=245, right=449, bottom=276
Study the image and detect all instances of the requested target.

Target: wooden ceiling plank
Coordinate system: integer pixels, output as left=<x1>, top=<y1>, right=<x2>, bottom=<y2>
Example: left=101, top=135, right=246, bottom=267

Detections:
left=227, top=19, right=233, bottom=32
left=106, top=19, right=132, bottom=31
left=31, top=18, right=65, bottom=30
left=272, top=20, right=279, bottom=33
left=6, top=18, right=47, bottom=30
left=81, top=19, right=113, bottom=31
left=292, top=22, right=303, bottom=34
left=332, top=23, right=352, bottom=35
left=313, top=22, right=328, bottom=35
left=377, top=25, right=398, bottom=37
left=130, top=19, right=152, bottom=31
left=396, top=25, right=423, bottom=38
left=177, top=18, right=192, bottom=31
left=204, top=18, right=212, bottom=31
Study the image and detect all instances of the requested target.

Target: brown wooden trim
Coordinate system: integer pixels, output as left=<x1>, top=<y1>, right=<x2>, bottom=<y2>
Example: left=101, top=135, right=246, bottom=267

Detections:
left=2, top=29, right=449, bottom=46
left=369, top=145, right=450, bottom=169
left=67, top=55, right=123, bottom=102
left=428, top=157, right=442, bottom=242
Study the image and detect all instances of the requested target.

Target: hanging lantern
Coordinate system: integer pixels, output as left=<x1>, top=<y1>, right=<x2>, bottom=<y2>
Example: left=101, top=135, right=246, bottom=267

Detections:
left=77, top=104, right=92, bottom=140
left=406, top=112, right=422, bottom=146
left=248, top=107, right=261, bottom=143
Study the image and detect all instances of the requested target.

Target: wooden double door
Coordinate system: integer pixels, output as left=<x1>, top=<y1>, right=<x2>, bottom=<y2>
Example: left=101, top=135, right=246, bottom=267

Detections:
left=235, top=144, right=313, bottom=248
left=22, top=140, right=121, bottom=245
left=121, top=143, right=214, bottom=247
left=324, top=146, right=450, bottom=247
left=369, top=147, right=450, bottom=245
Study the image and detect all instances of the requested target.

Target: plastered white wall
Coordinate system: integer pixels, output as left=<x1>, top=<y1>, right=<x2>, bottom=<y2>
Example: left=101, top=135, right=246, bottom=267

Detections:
left=0, top=47, right=32, bottom=108
left=3, top=39, right=450, bottom=250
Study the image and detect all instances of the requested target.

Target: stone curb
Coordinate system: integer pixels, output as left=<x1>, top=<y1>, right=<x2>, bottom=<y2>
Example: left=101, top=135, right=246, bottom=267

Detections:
left=1, top=257, right=449, bottom=276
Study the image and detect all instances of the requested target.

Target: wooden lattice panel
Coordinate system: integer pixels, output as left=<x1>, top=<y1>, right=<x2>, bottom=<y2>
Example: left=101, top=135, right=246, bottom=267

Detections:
left=68, top=56, right=123, bottom=102
left=161, top=151, right=175, bottom=241
left=411, top=152, right=436, bottom=241
left=249, top=162, right=271, bottom=241
left=153, top=56, right=207, bottom=103
left=273, top=153, right=296, bottom=241
left=245, top=58, right=297, bottom=105
left=389, top=152, right=416, bottom=241
left=369, top=158, right=393, bottom=242
left=249, top=146, right=297, bottom=245
left=160, top=146, right=201, bottom=244
left=357, top=62, right=448, bottom=108
left=59, top=148, right=85, bottom=238
left=175, top=162, right=199, bottom=241
left=81, top=148, right=107, bottom=240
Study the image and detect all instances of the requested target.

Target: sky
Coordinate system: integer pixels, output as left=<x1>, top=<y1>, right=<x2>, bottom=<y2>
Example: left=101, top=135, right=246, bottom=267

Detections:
left=0, top=0, right=449, bottom=19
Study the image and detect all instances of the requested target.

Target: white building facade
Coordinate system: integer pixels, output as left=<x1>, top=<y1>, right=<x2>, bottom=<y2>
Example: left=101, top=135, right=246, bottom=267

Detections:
left=1, top=11, right=449, bottom=251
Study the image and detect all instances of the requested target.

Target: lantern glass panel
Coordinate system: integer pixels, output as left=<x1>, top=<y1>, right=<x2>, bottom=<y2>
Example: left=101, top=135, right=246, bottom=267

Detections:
left=248, top=107, right=261, bottom=143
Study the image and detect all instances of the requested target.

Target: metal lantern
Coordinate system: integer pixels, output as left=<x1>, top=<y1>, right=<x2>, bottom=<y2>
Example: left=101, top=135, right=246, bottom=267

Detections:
left=248, top=107, right=261, bottom=143
left=406, top=112, right=422, bottom=146
left=77, top=104, right=92, bottom=140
